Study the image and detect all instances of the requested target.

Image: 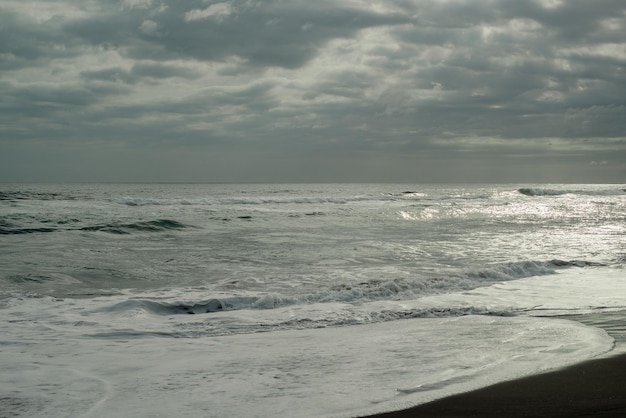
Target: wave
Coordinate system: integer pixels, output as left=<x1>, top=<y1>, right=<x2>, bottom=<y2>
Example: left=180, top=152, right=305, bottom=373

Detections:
left=518, top=187, right=626, bottom=197
left=385, top=191, right=428, bottom=198
left=7, top=274, right=55, bottom=283
left=96, top=298, right=232, bottom=315
left=0, top=215, right=71, bottom=235
left=0, top=190, right=77, bottom=201
left=113, top=190, right=504, bottom=208
left=85, top=304, right=527, bottom=339
left=100, top=259, right=596, bottom=316
left=0, top=227, right=57, bottom=235
left=113, top=195, right=392, bottom=207
left=1, top=219, right=188, bottom=235
left=79, top=219, right=187, bottom=234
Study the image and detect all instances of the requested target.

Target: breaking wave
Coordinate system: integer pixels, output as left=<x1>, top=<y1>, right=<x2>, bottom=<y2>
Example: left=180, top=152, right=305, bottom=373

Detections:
left=518, top=187, right=626, bottom=197
left=100, top=259, right=597, bottom=316
left=95, top=298, right=232, bottom=315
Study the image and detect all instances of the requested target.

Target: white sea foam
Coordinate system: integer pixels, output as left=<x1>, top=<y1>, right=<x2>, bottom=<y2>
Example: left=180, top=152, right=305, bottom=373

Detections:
left=421, top=266, right=626, bottom=317
left=82, top=259, right=582, bottom=321
left=0, top=294, right=614, bottom=418
left=73, top=264, right=626, bottom=338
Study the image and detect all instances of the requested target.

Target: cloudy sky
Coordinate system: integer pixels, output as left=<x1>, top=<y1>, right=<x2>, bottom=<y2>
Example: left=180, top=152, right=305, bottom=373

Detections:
left=1, top=0, right=625, bottom=183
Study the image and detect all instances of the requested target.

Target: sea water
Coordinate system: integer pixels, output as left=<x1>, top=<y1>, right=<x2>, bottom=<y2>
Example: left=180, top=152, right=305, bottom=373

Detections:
left=1, top=183, right=625, bottom=417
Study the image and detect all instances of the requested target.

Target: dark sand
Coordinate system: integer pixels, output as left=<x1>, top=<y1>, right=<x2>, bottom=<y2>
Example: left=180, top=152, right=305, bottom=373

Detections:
left=363, top=352, right=626, bottom=417
left=364, top=312, right=626, bottom=418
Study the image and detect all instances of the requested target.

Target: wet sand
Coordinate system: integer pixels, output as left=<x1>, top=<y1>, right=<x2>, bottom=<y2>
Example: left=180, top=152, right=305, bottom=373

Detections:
left=364, top=352, right=626, bottom=417
left=364, top=311, right=626, bottom=417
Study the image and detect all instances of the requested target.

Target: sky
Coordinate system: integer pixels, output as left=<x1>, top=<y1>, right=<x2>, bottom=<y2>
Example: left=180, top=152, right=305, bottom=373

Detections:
left=1, top=0, right=625, bottom=183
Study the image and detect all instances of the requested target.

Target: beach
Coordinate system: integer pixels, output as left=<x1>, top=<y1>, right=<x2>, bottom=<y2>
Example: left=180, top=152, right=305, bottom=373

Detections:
left=365, top=352, right=626, bottom=417
left=366, top=312, right=626, bottom=418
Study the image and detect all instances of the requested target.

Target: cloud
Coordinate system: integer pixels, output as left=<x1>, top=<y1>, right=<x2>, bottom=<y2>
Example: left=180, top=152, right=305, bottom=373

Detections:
left=139, top=19, right=161, bottom=36
left=60, top=0, right=410, bottom=69
left=1, top=0, right=625, bottom=182
left=0, top=8, right=80, bottom=70
left=79, top=63, right=201, bottom=85
left=184, top=3, right=234, bottom=22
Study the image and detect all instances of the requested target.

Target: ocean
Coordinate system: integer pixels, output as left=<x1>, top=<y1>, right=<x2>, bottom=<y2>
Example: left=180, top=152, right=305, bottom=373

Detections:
left=1, top=183, right=625, bottom=417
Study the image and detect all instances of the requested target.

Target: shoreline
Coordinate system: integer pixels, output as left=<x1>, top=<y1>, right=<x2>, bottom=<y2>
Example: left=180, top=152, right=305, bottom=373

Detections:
left=362, top=351, right=626, bottom=417
left=362, top=311, right=626, bottom=417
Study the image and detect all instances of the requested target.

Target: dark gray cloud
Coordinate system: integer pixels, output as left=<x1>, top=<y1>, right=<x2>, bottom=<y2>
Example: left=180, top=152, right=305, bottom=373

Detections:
left=80, top=62, right=201, bottom=84
left=1, top=0, right=625, bottom=183
left=0, top=8, right=81, bottom=70
left=63, top=0, right=411, bottom=69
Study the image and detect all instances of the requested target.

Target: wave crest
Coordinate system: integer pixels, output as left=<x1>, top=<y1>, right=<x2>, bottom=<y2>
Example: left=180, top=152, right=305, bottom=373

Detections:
left=97, top=259, right=597, bottom=316
left=79, top=219, right=187, bottom=234
left=518, top=187, right=626, bottom=197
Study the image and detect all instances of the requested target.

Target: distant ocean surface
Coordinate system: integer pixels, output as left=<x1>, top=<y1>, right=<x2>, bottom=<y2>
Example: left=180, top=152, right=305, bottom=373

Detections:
left=1, top=183, right=625, bottom=417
